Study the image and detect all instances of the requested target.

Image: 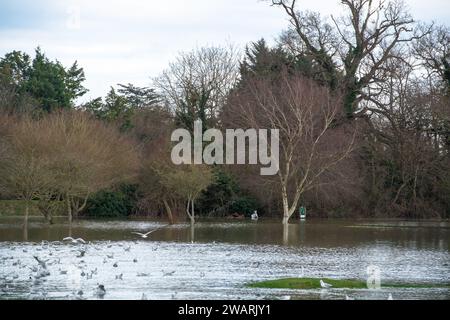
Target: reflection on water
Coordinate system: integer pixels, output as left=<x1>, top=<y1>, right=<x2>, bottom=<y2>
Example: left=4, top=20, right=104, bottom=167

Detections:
left=0, top=218, right=449, bottom=300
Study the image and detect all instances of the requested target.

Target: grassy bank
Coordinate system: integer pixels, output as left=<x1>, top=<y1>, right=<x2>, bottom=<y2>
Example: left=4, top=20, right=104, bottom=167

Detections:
left=0, top=200, right=42, bottom=217
left=248, top=278, right=450, bottom=290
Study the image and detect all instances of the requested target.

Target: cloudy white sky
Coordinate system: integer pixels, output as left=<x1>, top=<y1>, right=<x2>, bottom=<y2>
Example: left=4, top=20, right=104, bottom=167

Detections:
left=0, top=0, right=448, bottom=101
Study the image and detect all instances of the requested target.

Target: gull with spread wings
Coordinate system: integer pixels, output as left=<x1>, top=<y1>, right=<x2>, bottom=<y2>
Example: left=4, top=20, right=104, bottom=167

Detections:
left=132, top=225, right=169, bottom=239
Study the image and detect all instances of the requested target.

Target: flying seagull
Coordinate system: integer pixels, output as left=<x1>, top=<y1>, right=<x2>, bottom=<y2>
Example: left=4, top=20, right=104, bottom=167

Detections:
left=162, top=270, right=176, bottom=277
left=132, top=225, right=169, bottom=239
left=137, top=273, right=150, bottom=277
left=63, top=237, right=86, bottom=244
left=320, top=280, right=333, bottom=289
left=33, top=256, right=48, bottom=269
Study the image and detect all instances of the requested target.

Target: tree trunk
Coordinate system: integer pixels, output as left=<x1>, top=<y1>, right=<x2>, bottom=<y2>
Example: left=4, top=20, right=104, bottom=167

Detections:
left=190, top=223, right=195, bottom=243
left=163, top=199, right=175, bottom=225
left=73, top=193, right=90, bottom=217
left=23, top=223, right=28, bottom=242
left=413, top=168, right=419, bottom=214
left=392, top=182, right=407, bottom=207
left=48, top=215, right=54, bottom=225
left=23, top=202, right=29, bottom=242
left=281, top=184, right=290, bottom=225
left=283, top=223, right=289, bottom=246
left=39, top=202, right=54, bottom=225
left=43, top=212, right=54, bottom=225
left=24, top=202, right=29, bottom=225
left=191, top=199, right=195, bottom=224
left=343, top=80, right=360, bottom=120
left=67, top=196, right=73, bottom=224
left=281, top=191, right=301, bottom=224
left=186, top=198, right=195, bottom=225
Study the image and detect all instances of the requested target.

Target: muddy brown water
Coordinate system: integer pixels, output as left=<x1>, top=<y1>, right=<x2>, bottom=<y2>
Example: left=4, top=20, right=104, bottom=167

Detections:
left=0, top=217, right=449, bottom=300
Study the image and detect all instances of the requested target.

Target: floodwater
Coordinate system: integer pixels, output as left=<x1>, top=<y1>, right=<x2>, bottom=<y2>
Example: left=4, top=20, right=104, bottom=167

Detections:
left=0, top=217, right=449, bottom=300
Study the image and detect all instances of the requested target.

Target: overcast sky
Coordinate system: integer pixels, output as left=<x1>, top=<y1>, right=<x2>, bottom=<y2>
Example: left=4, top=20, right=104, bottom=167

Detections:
left=0, top=0, right=448, bottom=101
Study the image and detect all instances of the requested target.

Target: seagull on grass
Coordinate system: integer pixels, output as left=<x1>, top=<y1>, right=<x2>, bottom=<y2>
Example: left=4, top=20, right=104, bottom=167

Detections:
left=132, top=225, right=169, bottom=239
left=320, top=280, right=333, bottom=289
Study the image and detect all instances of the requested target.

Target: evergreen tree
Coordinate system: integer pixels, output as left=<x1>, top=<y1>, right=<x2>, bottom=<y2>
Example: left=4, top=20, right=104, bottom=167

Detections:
left=0, top=47, right=87, bottom=113
left=83, top=84, right=159, bottom=132
left=0, top=51, right=31, bottom=86
left=239, top=38, right=318, bottom=85
left=117, top=83, right=159, bottom=109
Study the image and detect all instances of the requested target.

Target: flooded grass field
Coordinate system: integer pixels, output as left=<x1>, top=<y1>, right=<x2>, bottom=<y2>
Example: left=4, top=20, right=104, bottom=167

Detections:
left=0, top=218, right=449, bottom=300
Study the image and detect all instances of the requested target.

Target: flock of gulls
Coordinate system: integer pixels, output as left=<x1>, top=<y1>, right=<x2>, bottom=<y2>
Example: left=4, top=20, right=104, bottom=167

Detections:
left=0, top=225, right=177, bottom=300
left=0, top=224, right=395, bottom=300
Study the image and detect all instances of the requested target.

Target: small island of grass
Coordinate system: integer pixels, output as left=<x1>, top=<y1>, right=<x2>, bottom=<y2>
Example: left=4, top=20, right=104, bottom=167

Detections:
left=248, top=278, right=450, bottom=290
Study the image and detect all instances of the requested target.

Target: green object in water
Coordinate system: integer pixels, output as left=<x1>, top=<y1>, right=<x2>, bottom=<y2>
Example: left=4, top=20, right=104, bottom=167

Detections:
left=247, top=278, right=450, bottom=290
left=299, top=206, right=306, bottom=219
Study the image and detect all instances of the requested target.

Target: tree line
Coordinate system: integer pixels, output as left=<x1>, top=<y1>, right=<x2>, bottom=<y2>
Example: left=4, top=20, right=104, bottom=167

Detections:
left=0, top=0, right=449, bottom=225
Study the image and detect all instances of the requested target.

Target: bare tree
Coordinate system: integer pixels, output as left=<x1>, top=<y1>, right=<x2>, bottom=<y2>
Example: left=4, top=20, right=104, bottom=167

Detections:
left=133, top=107, right=180, bottom=224
left=158, top=165, right=213, bottom=225
left=271, top=0, right=427, bottom=118
left=413, top=24, right=450, bottom=90
left=224, top=72, right=355, bottom=225
left=155, top=45, right=240, bottom=130
left=359, top=51, right=449, bottom=216
left=42, top=112, right=140, bottom=223
left=139, top=159, right=179, bottom=224
left=0, top=116, right=55, bottom=224
left=140, top=137, right=214, bottom=225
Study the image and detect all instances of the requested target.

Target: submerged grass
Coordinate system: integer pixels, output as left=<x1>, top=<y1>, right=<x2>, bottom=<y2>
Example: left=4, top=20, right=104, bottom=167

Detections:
left=248, top=278, right=450, bottom=290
